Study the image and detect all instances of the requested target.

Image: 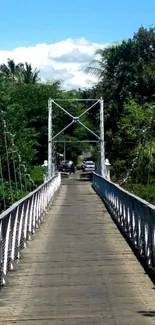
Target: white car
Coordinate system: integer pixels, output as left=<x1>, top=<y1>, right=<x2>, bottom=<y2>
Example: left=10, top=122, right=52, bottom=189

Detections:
left=81, top=160, right=95, bottom=172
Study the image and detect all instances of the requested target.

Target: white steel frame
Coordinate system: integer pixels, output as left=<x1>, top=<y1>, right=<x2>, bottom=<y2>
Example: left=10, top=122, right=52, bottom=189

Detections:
left=48, top=98, right=105, bottom=178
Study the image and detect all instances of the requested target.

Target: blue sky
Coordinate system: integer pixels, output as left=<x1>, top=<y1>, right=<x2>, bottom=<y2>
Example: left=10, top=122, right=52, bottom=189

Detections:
left=0, top=0, right=155, bottom=49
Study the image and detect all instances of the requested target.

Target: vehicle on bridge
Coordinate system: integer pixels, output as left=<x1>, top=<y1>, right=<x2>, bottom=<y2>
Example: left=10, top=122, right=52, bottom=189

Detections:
left=81, top=160, right=95, bottom=172
left=58, top=160, right=75, bottom=173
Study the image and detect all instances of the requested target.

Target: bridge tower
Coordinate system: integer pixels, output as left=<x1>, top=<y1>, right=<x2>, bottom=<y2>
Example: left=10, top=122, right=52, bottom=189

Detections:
left=47, top=97, right=107, bottom=179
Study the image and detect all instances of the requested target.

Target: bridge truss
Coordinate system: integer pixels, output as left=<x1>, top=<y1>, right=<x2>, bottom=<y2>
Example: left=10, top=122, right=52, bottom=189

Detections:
left=47, top=98, right=105, bottom=178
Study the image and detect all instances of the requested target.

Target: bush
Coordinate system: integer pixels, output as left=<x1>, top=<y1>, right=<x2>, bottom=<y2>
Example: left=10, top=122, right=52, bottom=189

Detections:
left=123, top=183, right=155, bottom=205
left=111, top=160, right=127, bottom=182
left=30, top=165, right=44, bottom=185
left=0, top=180, right=25, bottom=212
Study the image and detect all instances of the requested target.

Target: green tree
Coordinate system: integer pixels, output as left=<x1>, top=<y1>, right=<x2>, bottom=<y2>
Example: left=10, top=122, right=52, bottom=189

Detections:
left=0, top=58, right=39, bottom=84
left=20, top=62, right=40, bottom=84
left=0, top=59, right=23, bottom=83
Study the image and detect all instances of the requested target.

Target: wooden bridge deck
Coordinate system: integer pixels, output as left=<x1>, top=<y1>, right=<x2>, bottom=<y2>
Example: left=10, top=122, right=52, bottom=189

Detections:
left=0, top=176, right=155, bottom=324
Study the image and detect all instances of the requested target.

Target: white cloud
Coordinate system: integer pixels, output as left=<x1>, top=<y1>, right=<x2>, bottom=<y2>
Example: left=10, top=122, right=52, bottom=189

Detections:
left=0, top=38, right=107, bottom=90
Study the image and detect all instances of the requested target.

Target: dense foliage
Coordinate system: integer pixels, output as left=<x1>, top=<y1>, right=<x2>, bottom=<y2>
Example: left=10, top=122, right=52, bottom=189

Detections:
left=0, top=60, right=98, bottom=211
left=86, top=26, right=155, bottom=203
left=1, top=26, right=155, bottom=210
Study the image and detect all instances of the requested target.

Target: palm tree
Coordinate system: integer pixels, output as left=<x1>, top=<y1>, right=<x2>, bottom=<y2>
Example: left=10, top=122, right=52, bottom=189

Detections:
left=21, top=63, right=40, bottom=84
left=85, top=48, right=107, bottom=78
left=85, top=45, right=118, bottom=79
left=0, top=59, right=24, bottom=83
left=0, top=59, right=40, bottom=84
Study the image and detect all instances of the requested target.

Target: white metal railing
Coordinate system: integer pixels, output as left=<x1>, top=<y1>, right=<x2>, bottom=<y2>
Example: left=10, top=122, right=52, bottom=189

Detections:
left=0, top=172, right=61, bottom=285
left=92, top=172, right=155, bottom=272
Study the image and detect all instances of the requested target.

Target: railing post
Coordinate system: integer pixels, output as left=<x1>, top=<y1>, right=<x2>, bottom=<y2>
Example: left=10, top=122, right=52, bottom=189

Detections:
left=105, top=158, right=111, bottom=181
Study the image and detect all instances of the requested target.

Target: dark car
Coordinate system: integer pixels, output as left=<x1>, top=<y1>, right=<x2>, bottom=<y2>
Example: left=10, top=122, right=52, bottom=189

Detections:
left=58, top=160, right=75, bottom=173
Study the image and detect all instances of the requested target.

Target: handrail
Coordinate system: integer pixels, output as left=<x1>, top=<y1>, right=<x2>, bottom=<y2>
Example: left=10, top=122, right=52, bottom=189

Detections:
left=92, top=172, right=155, bottom=271
left=0, top=173, right=61, bottom=285
left=0, top=175, right=58, bottom=220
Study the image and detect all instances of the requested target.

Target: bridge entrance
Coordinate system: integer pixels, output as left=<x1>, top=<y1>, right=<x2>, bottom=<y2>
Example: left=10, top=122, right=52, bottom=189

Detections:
left=47, top=98, right=105, bottom=178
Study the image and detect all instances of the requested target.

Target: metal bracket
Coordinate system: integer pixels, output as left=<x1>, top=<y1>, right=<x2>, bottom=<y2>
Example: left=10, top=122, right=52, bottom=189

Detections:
left=73, top=117, right=79, bottom=123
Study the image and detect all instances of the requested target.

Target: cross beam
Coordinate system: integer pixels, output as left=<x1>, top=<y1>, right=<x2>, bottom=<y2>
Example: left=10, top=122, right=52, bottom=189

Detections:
left=52, top=99, right=100, bottom=140
left=54, top=140, right=99, bottom=143
left=48, top=98, right=105, bottom=178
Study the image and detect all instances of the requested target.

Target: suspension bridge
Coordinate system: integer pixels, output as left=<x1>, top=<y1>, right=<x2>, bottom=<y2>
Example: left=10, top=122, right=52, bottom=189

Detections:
left=0, top=99, right=155, bottom=324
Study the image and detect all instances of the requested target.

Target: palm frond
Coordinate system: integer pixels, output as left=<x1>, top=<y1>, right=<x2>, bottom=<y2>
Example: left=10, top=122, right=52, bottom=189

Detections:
left=85, top=66, right=102, bottom=77
left=85, top=46, right=108, bottom=79
left=0, top=64, right=10, bottom=76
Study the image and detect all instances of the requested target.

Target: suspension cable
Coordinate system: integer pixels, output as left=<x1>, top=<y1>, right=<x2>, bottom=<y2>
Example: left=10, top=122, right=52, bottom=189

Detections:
left=147, top=138, right=153, bottom=200
left=135, top=138, right=146, bottom=186
left=121, top=143, right=141, bottom=186
left=121, top=106, right=153, bottom=186
left=6, top=123, right=36, bottom=194
left=3, top=119, right=13, bottom=204
left=0, top=156, right=6, bottom=210
left=9, top=133, right=18, bottom=192
left=0, top=109, right=38, bottom=213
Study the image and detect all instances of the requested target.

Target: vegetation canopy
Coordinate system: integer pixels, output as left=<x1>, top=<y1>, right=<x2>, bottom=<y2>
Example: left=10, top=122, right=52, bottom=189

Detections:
left=1, top=26, right=155, bottom=210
